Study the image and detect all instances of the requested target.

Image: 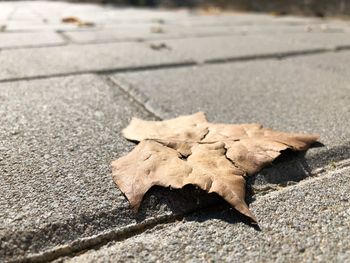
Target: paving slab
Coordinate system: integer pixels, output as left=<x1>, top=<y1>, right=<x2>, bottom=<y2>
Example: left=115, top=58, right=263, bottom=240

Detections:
left=73, top=24, right=346, bottom=44
left=64, top=166, right=350, bottom=263
left=9, top=8, right=42, bottom=21
left=0, top=7, right=13, bottom=20
left=110, top=57, right=350, bottom=174
left=0, top=42, right=193, bottom=81
left=62, top=25, right=179, bottom=43
left=0, top=20, right=82, bottom=32
left=0, top=34, right=321, bottom=81
left=0, top=31, right=65, bottom=49
left=63, top=9, right=192, bottom=24
left=1, top=2, right=350, bottom=262
left=0, top=75, right=220, bottom=261
left=110, top=58, right=350, bottom=144
left=28, top=2, right=192, bottom=25
left=63, top=25, right=232, bottom=43
left=147, top=35, right=322, bottom=64
left=286, top=50, right=350, bottom=75
left=165, top=13, right=324, bottom=27
left=0, top=74, right=145, bottom=261
left=266, top=31, right=350, bottom=50
left=229, top=24, right=345, bottom=34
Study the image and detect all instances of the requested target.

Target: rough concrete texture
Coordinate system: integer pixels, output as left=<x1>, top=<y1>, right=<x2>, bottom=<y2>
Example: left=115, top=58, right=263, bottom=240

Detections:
left=110, top=57, right=350, bottom=180
left=0, top=31, right=65, bottom=49
left=1, top=1, right=350, bottom=262
left=63, top=25, right=233, bottom=43
left=148, top=35, right=321, bottom=64
left=164, top=13, right=324, bottom=27
left=0, top=20, right=79, bottom=31
left=0, top=75, right=149, bottom=260
left=110, top=57, right=350, bottom=146
left=266, top=31, right=350, bottom=50
left=286, top=50, right=350, bottom=75
left=0, top=34, right=322, bottom=81
left=63, top=167, right=350, bottom=263
left=0, top=42, right=194, bottom=81
left=0, top=75, right=221, bottom=261
left=64, top=23, right=347, bottom=45
left=229, top=24, right=346, bottom=34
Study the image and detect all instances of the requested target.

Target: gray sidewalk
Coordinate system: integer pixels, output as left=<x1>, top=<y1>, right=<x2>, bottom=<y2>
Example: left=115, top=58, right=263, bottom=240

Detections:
left=0, top=1, right=349, bottom=262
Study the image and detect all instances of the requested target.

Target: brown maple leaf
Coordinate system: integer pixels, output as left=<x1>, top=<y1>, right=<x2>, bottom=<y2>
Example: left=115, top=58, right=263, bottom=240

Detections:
left=61, top=17, right=94, bottom=27
left=112, top=112, right=319, bottom=222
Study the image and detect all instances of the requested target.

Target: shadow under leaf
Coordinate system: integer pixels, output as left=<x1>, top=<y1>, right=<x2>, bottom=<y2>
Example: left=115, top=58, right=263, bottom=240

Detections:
left=135, top=142, right=326, bottom=229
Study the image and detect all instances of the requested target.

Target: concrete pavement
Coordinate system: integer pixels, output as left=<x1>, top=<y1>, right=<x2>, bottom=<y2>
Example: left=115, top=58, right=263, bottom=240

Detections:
left=0, top=1, right=349, bottom=262
left=63, top=166, right=350, bottom=263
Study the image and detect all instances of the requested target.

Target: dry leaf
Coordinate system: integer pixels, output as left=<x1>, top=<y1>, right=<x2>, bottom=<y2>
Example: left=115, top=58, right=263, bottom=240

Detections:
left=150, top=26, right=164, bottom=33
left=112, top=112, right=319, bottom=222
left=61, top=16, right=94, bottom=27
left=149, top=43, right=171, bottom=51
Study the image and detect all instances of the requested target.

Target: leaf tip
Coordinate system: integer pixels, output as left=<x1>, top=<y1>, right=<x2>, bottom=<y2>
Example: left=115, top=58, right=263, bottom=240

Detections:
left=192, top=111, right=208, bottom=122
left=121, top=117, right=144, bottom=141
left=130, top=201, right=141, bottom=213
left=237, top=205, right=258, bottom=224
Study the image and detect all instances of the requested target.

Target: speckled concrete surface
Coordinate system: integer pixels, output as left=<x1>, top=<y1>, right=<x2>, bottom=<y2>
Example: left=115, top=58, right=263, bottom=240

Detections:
left=110, top=57, right=350, bottom=143
left=0, top=75, right=220, bottom=260
left=64, top=167, right=350, bottom=263
left=0, top=31, right=65, bottom=49
left=110, top=57, right=350, bottom=173
left=1, top=1, right=350, bottom=262
left=0, top=75, right=149, bottom=259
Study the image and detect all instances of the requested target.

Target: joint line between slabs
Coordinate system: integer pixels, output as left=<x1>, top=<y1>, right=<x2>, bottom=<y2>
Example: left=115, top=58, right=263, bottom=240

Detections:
left=0, top=42, right=68, bottom=51
left=0, top=62, right=197, bottom=84
left=7, top=159, right=350, bottom=262
left=0, top=46, right=348, bottom=84
left=102, top=75, right=162, bottom=121
left=56, top=30, right=73, bottom=44
left=13, top=214, right=181, bottom=263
